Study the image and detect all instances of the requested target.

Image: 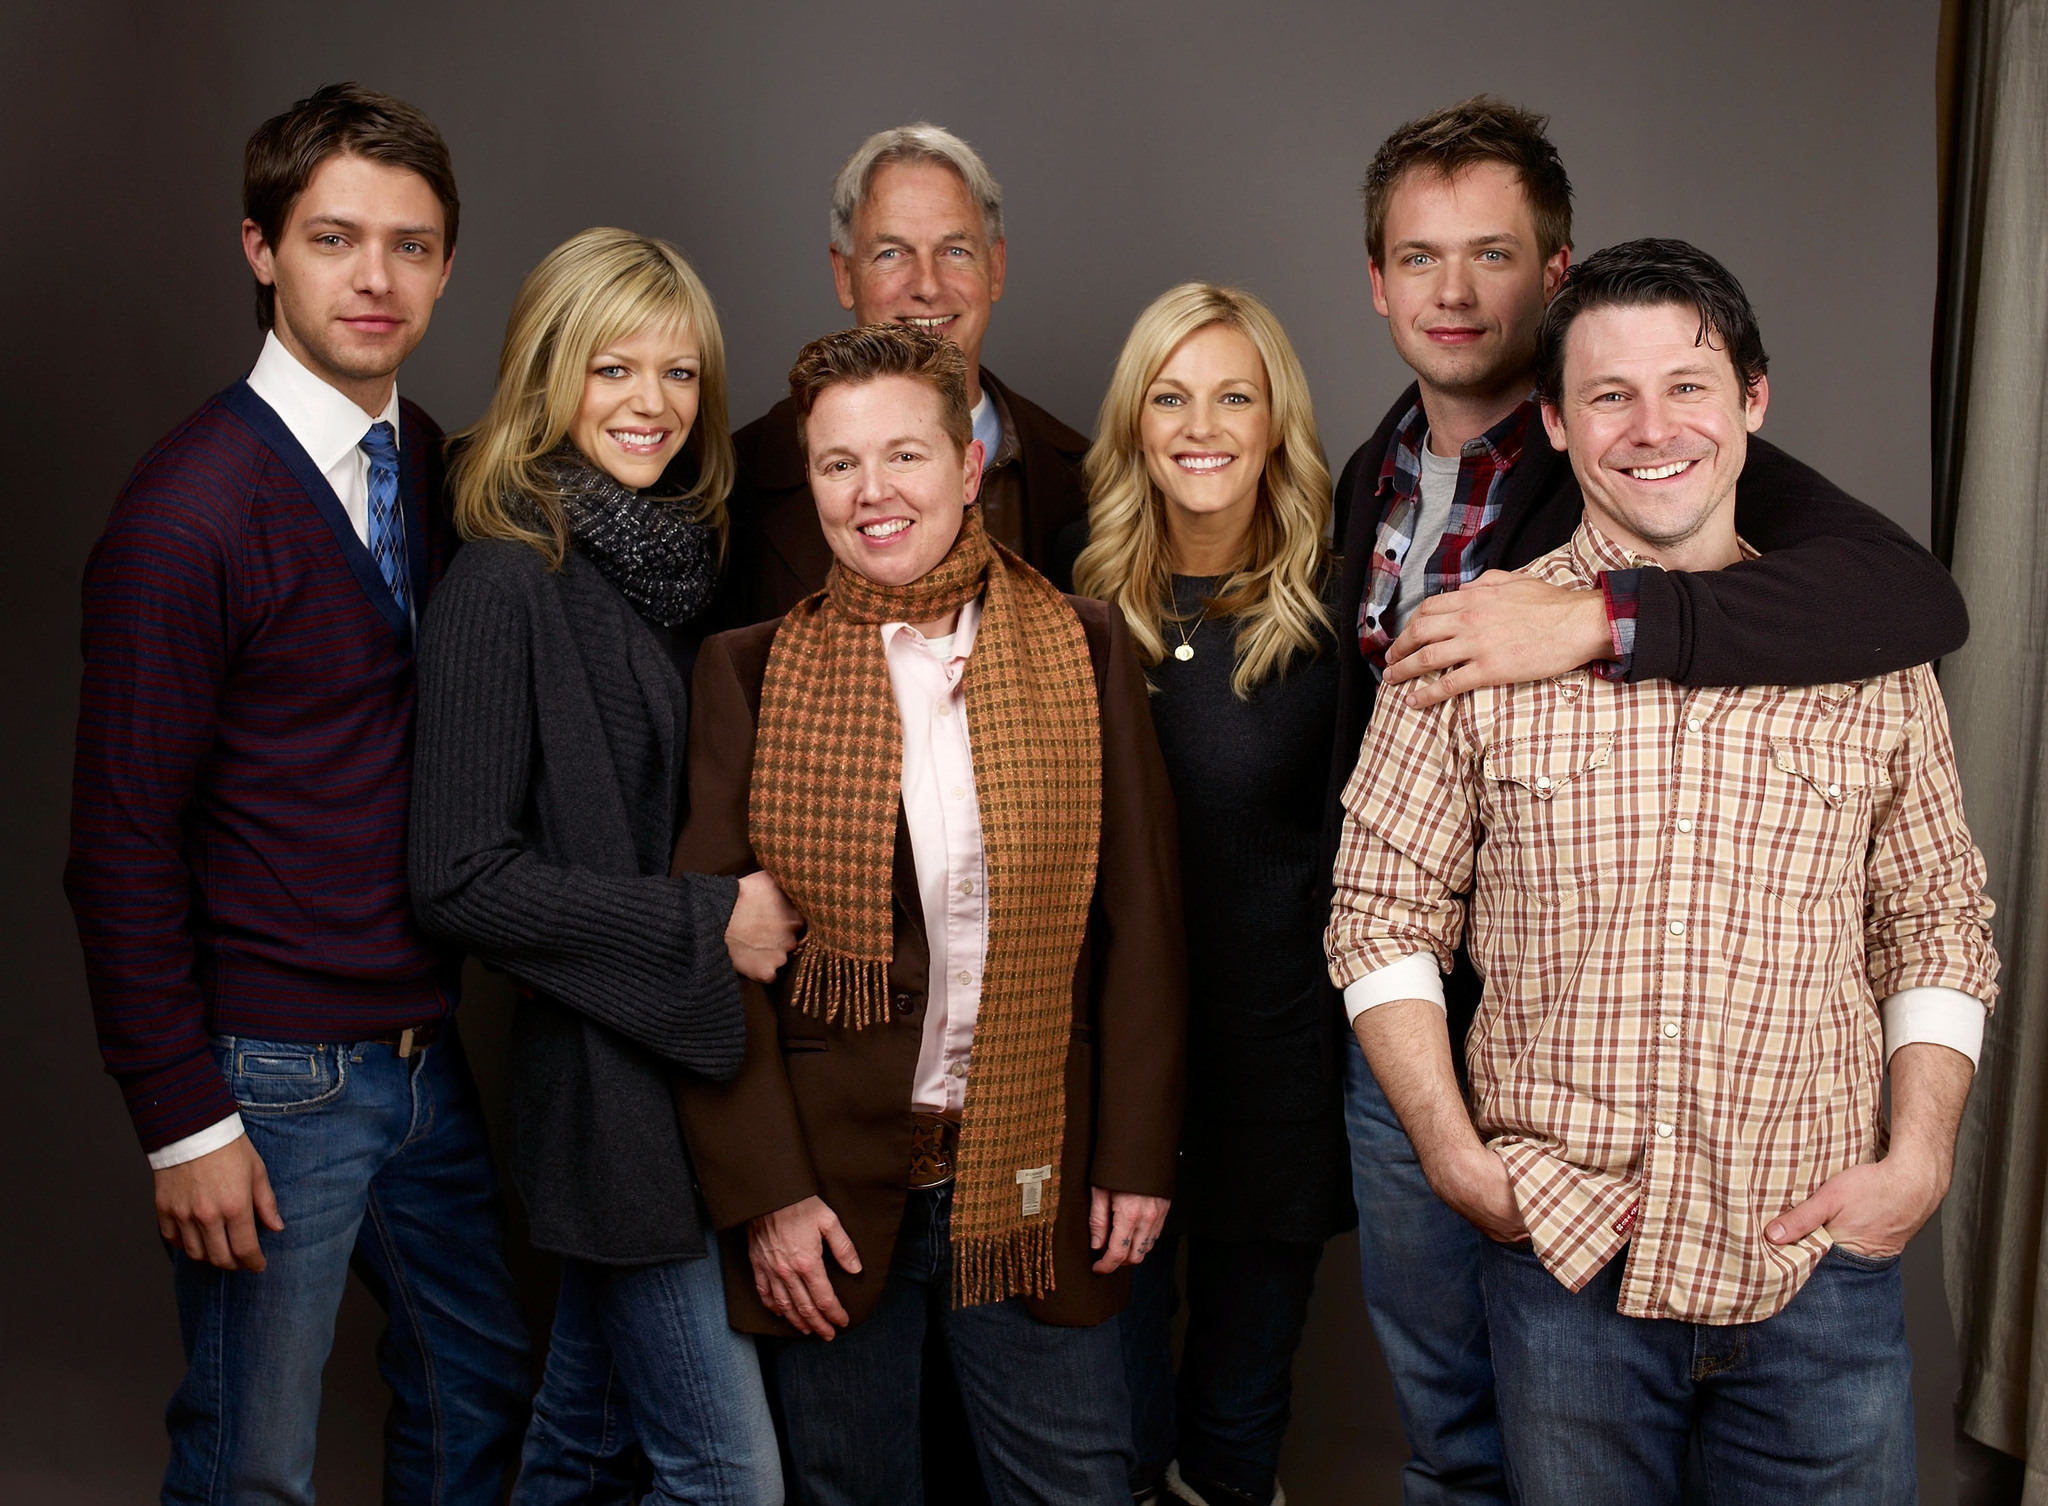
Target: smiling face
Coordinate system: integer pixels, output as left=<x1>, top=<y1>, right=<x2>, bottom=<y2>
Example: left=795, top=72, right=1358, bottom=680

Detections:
left=807, top=374, right=985, bottom=587
left=568, top=321, right=701, bottom=490
left=1140, top=322, right=1274, bottom=562
left=830, top=161, right=1006, bottom=400
left=242, top=152, right=453, bottom=413
left=1370, top=160, right=1567, bottom=410
left=1540, top=300, right=1769, bottom=569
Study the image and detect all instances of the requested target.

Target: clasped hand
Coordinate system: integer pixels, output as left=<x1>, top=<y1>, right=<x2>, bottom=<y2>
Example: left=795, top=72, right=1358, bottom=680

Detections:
left=725, top=869, right=804, bottom=982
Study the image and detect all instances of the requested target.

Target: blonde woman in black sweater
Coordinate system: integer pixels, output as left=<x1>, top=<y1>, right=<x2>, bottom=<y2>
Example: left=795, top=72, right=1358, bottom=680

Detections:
left=1074, top=284, right=1347, bottom=1506
left=411, top=228, right=797, bottom=1505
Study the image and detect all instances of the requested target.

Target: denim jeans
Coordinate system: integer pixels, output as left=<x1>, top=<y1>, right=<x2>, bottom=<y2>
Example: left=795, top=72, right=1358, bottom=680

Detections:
left=513, top=1250, right=783, bottom=1505
left=1342, top=1030, right=1505, bottom=1504
left=164, top=1024, right=530, bottom=1505
left=1483, top=1241, right=1915, bottom=1504
left=774, top=1185, right=1132, bottom=1506
left=1121, top=1234, right=1323, bottom=1504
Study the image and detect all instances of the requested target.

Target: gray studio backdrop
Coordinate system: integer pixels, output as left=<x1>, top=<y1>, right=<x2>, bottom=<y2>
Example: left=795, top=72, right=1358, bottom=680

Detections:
left=2, top=2, right=1952, bottom=1501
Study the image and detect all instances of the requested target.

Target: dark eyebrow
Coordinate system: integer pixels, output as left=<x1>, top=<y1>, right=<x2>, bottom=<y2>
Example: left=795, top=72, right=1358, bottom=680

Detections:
left=300, top=214, right=441, bottom=239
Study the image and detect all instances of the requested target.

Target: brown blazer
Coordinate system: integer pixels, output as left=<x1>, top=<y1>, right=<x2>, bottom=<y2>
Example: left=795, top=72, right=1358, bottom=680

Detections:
left=706, top=368, right=1091, bottom=627
left=671, top=594, right=1186, bottom=1335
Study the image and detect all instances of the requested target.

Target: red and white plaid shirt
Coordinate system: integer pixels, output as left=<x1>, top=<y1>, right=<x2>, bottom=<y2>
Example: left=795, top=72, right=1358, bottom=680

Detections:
left=1327, top=523, right=1998, bottom=1323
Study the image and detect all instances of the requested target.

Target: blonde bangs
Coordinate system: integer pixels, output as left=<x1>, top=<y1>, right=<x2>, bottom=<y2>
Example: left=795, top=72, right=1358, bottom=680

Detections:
left=1073, top=283, right=1332, bottom=699
left=451, top=227, right=734, bottom=568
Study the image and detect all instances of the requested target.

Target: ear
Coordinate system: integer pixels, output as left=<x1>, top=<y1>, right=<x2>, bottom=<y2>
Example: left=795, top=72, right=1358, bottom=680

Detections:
left=1540, top=399, right=1569, bottom=454
left=987, top=238, right=1007, bottom=304
left=961, top=437, right=985, bottom=505
left=829, top=244, right=856, bottom=313
left=1742, top=372, right=1770, bottom=433
left=241, top=218, right=277, bottom=286
left=1368, top=257, right=1390, bottom=319
left=1543, top=244, right=1571, bottom=304
left=434, top=247, right=455, bottom=302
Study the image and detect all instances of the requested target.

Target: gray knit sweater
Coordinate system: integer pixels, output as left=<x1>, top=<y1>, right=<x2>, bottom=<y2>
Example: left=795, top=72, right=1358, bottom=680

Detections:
left=411, top=538, right=743, bottom=1264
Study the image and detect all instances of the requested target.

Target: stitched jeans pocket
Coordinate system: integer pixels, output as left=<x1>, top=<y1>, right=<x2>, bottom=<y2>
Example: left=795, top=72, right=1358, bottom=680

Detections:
left=214, top=1036, right=347, bottom=1114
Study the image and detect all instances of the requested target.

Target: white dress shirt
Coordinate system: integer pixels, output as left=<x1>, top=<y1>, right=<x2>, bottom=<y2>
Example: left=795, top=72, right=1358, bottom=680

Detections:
left=147, top=335, right=403, bottom=1173
left=881, top=597, right=989, bottom=1116
left=245, top=329, right=401, bottom=547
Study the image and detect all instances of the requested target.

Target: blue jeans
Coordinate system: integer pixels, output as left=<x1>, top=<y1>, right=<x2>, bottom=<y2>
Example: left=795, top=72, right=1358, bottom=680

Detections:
left=164, top=1024, right=530, bottom=1505
left=513, top=1251, right=782, bottom=1505
left=774, top=1185, right=1132, bottom=1506
left=1342, top=1031, right=1504, bottom=1504
left=1483, top=1241, right=1915, bottom=1504
left=1122, top=1235, right=1323, bottom=1504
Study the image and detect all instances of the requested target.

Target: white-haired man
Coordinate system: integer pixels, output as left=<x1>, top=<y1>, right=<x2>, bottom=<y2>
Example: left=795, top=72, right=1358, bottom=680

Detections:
left=706, top=122, right=1090, bottom=624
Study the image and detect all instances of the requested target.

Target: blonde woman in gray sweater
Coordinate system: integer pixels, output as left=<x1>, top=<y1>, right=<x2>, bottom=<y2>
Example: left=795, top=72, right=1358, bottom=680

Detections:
left=411, top=227, right=797, bottom=1506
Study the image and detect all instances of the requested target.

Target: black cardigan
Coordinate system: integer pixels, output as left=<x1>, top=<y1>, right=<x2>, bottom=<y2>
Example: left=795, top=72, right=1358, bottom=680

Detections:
left=1327, top=384, right=1973, bottom=1036
left=410, top=538, right=743, bottom=1264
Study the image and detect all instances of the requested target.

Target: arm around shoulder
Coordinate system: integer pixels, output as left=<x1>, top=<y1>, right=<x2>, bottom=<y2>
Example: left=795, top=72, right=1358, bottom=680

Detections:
left=1630, top=440, right=1967, bottom=687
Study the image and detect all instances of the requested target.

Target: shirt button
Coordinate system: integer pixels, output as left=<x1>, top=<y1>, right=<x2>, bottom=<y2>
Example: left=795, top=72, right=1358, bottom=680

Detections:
left=1686, top=717, right=1702, bottom=733
left=1534, top=775, right=1553, bottom=791
left=1676, top=818, right=1693, bottom=834
left=1668, top=920, right=1686, bottom=937
left=958, top=878, right=975, bottom=896
left=1655, top=1122, right=1674, bottom=1138
left=948, top=1060, right=967, bottom=1078
left=956, top=970, right=972, bottom=986
left=1825, top=782, right=1841, bottom=798
left=936, top=703, right=952, bottom=719
left=1662, top=1021, right=1680, bottom=1038
left=950, top=786, right=966, bottom=801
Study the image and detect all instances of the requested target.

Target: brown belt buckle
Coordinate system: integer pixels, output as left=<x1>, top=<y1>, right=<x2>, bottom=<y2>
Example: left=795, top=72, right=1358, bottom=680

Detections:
left=906, top=1112, right=961, bottom=1189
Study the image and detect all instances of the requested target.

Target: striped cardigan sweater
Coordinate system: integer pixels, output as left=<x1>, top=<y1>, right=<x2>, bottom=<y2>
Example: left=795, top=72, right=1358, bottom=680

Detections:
left=66, top=382, right=460, bottom=1152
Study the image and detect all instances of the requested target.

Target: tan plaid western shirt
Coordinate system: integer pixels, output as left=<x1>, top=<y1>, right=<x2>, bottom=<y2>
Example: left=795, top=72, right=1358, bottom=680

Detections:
left=1327, top=522, right=1998, bottom=1323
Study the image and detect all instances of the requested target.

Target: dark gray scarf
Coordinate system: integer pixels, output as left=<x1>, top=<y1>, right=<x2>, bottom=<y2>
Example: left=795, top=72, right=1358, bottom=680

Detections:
left=542, top=447, right=717, bottom=627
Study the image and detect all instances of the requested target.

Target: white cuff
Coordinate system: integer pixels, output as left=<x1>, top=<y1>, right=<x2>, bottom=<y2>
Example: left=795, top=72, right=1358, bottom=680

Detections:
left=1342, top=953, right=1446, bottom=1023
left=147, top=1114, right=246, bottom=1171
left=1880, top=987, right=1987, bottom=1068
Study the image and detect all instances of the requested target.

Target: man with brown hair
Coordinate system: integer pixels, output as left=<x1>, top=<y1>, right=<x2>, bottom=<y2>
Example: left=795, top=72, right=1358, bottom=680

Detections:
left=697, top=123, right=1092, bottom=627
left=66, top=84, right=527, bottom=1502
left=1327, top=97, right=1970, bottom=1501
left=674, top=323, right=1184, bottom=1505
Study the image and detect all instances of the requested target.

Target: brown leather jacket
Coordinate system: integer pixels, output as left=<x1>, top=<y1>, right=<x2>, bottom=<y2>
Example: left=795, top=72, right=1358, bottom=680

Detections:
left=671, top=595, right=1186, bottom=1334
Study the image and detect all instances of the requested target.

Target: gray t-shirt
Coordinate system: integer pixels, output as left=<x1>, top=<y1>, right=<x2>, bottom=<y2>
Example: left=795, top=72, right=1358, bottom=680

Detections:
left=1391, top=436, right=1463, bottom=634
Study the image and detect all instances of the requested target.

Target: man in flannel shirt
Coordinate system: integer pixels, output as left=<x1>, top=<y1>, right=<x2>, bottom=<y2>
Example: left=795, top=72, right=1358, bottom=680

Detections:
left=1329, top=237, right=1995, bottom=1503
left=1325, top=98, right=1972, bottom=1502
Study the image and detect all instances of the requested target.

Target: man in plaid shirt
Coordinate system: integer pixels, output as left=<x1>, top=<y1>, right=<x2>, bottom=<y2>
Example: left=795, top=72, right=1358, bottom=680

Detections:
left=1328, top=239, right=1997, bottom=1502
left=1327, top=97, right=1973, bottom=1504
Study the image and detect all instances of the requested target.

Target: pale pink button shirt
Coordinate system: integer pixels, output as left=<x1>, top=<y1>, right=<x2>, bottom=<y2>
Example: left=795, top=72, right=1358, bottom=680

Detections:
left=880, top=595, right=988, bottom=1116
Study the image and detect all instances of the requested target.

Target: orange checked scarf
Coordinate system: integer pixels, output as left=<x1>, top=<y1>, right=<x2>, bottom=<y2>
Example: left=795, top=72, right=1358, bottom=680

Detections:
left=749, top=507, right=1102, bottom=1305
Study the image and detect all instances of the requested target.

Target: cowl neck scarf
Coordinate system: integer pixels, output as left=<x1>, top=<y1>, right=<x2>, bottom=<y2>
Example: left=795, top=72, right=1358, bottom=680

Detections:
left=749, top=505, right=1102, bottom=1306
left=542, top=446, right=716, bottom=627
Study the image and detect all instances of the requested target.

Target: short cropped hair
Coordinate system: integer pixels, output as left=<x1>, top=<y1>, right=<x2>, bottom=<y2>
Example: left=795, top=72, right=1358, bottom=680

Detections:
left=243, top=82, right=460, bottom=331
left=788, top=323, right=973, bottom=458
left=1361, top=95, right=1573, bottom=266
left=1535, top=238, right=1770, bottom=407
left=829, top=122, right=1003, bottom=255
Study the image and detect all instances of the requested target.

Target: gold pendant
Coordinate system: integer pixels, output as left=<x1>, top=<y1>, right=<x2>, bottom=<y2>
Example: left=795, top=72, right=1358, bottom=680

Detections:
left=1173, top=644, right=1195, bottom=661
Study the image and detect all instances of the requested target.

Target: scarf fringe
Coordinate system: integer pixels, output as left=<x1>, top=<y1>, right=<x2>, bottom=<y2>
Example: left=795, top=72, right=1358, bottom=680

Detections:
left=785, top=940, right=892, bottom=1030
left=952, top=1219, right=1058, bottom=1308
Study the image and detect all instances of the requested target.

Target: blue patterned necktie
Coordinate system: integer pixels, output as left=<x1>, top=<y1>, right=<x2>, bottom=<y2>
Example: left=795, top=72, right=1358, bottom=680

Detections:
left=360, top=421, right=407, bottom=614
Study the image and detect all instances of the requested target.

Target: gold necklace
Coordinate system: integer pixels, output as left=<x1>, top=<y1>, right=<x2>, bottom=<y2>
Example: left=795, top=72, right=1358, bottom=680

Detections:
left=1171, top=610, right=1202, bottom=662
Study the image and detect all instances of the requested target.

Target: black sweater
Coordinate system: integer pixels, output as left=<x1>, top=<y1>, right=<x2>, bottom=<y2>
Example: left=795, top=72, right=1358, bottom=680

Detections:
left=410, top=539, right=743, bottom=1264
left=1147, top=575, right=1355, bottom=1244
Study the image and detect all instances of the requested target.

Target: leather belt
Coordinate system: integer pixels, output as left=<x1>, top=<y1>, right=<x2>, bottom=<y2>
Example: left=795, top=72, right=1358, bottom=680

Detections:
left=365, top=1020, right=442, bottom=1059
left=906, top=1112, right=962, bottom=1189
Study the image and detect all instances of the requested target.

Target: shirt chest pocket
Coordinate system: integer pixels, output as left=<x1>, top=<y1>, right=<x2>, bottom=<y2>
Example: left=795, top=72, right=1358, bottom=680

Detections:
left=1479, top=733, right=1615, bottom=896
left=1753, top=741, right=1887, bottom=903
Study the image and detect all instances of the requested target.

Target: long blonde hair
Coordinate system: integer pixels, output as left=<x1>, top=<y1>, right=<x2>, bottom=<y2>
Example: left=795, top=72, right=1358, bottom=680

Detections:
left=1073, top=283, right=1332, bottom=699
left=451, top=227, right=733, bottom=565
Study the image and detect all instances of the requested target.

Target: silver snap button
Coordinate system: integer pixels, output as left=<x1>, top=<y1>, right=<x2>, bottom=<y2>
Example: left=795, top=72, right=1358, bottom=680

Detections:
left=1668, top=920, right=1686, bottom=937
